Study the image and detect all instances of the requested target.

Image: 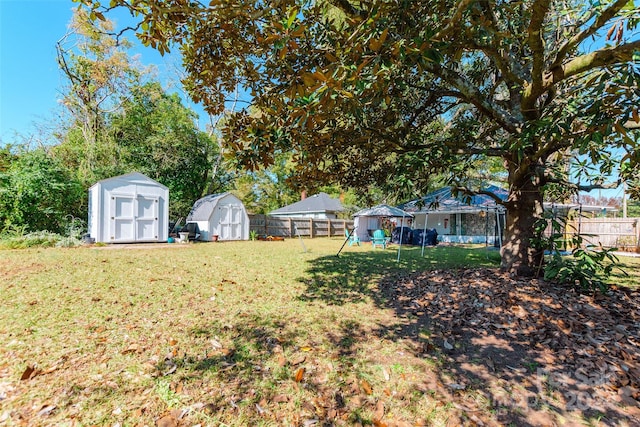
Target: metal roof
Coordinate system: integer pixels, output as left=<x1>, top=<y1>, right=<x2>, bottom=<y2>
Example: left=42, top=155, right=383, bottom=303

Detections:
left=353, top=204, right=414, bottom=218
left=399, top=185, right=508, bottom=213
left=187, top=193, right=235, bottom=221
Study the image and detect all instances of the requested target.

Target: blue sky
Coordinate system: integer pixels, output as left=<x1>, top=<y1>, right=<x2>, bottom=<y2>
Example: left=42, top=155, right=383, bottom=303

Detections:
left=0, top=0, right=200, bottom=142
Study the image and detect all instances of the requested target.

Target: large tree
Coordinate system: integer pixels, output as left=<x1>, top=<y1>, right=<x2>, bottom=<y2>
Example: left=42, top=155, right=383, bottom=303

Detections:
left=79, top=0, right=640, bottom=275
left=110, top=81, right=221, bottom=217
left=57, top=7, right=146, bottom=182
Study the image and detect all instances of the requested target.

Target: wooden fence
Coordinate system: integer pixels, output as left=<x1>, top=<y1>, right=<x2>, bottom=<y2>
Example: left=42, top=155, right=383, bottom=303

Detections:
left=249, top=215, right=354, bottom=238
left=567, top=217, right=639, bottom=248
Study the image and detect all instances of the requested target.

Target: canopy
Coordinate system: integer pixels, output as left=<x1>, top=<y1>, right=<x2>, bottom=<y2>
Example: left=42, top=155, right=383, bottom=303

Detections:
left=353, top=204, right=414, bottom=218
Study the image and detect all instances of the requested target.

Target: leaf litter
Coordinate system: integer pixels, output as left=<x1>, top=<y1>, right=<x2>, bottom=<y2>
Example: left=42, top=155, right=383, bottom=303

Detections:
left=377, top=267, right=640, bottom=426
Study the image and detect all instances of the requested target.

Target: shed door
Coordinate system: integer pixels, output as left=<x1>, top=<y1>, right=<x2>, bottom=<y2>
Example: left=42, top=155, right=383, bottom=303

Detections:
left=110, top=195, right=135, bottom=242
left=219, top=204, right=243, bottom=240
left=110, top=194, right=159, bottom=242
left=135, top=195, right=159, bottom=241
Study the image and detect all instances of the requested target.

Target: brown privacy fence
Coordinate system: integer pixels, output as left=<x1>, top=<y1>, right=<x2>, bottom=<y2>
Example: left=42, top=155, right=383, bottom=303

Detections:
left=565, top=218, right=639, bottom=249
left=249, top=215, right=354, bottom=238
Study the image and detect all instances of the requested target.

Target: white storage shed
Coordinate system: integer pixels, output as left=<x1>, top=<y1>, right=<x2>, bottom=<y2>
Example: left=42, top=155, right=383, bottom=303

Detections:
left=88, top=172, right=169, bottom=243
left=186, top=193, right=250, bottom=241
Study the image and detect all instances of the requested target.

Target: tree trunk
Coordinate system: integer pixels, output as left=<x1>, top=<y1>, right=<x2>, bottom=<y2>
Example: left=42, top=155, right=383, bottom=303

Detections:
left=500, top=173, right=545, bottom=276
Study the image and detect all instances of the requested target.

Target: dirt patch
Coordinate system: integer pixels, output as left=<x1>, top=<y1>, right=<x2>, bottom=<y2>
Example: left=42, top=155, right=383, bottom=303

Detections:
left=378, top=268, right=640, bottom=426
left=0, top=260, right=47, bottom=280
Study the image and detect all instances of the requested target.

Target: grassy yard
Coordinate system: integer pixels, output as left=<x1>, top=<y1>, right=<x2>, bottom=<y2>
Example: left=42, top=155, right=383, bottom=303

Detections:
left=0, top=239, right=638, bottom=426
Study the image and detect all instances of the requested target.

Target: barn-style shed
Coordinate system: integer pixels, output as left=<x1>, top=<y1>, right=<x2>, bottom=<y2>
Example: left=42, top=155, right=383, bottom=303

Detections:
left=88, top=172, right=169, bottom=243
left=186, top=193, right=250, bottom=241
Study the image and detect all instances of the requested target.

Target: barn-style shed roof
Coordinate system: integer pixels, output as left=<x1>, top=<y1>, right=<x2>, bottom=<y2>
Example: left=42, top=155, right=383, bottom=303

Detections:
left=187, top=193, right=240, bottom=221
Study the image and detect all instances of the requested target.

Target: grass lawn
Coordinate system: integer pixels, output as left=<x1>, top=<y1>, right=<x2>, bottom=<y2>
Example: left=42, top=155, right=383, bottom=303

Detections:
left=0, top=239, right=638, bottom=426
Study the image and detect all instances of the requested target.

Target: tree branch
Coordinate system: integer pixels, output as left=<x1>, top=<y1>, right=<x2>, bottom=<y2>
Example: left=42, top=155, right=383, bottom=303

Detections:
left=430, top=0, right=476, bottom=41
left=544, top=40, right=640, bottom=89
left=424, top=63, right=522, bottom=133
left=452, top=185, right=507, bottom=206
left=544, top=176, right=622, bottom=192
left=550, top=0, right=631, bottom=71
left=525, top=0, right=552, bottom=113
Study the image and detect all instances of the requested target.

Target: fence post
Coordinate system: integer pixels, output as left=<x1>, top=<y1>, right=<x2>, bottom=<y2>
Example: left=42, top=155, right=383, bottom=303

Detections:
left=264, top=214, right=268, bottom=236
left=309, top=218, right=314, bottom=238
left=289, top=217, right=293, bottom=237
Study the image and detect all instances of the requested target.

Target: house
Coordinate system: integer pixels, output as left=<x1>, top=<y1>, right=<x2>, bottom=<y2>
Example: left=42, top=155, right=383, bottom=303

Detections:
left=269, top=192, right=344, bottom=219
left=88, top=172, right=169, bottom=243
left=398, top=186, right=508, bottom=244
left=399, top=186, right=622, bottom=246
left=186, top=193, right=250, bottom=241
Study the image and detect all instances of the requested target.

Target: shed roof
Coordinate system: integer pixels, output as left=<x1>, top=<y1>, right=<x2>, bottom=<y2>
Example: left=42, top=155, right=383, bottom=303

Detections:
left=399, top=185, right=508, bottom=214
left=187, top=192, right=240, bottom=221
left=90, top=172, right=168, bottom=190
left=270, top=192, right=344, bottom=215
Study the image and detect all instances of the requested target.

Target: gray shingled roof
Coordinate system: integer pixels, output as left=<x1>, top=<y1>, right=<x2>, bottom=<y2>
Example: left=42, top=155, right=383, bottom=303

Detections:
left=270, top=192, right=344, bottom=215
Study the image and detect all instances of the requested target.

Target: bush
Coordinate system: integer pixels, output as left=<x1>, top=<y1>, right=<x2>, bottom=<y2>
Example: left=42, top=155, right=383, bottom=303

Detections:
left=0, top=149, right=84, bottom=234
left=543, top=244, right=620, bottom=293
left=532, top=212, right=625, bottom=293
left=0, top=218, right=84, bottom=249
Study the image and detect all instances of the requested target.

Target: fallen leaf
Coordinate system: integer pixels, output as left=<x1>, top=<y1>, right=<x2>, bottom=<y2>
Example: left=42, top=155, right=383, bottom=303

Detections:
left=361, top=379, right=373, bottom=395
left=37, top=405, right=56, bottom=417
left=156, top=414, right=177, bottom=427
left=272, top=394, right=289, bottom=403
left=294, top=367, right=305, bottom=383
left=381, top=367, right=390, bottom=381
left=121, top=343, right=140, bottom=355
left=291, top=355, right=306, bottom=366
left=277, top=354, right=287, bottom=367
left=300, top=346, right=313, bottom=352
left=373, top=399, right=385, bottom=421
left=443, top=338, right=454, bottom=350
left=20, top=365, right=40, bottom=381
left=163, top=364, right=177, bottom=376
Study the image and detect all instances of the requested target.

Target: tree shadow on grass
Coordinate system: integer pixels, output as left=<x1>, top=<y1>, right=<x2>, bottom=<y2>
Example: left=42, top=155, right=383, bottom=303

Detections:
left=298, top=247, right=640, bottom=426
left=164, top=312, right=372, bottom=425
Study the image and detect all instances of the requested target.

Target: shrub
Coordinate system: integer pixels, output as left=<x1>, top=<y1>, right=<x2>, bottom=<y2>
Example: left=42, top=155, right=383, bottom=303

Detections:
left=532, top=211, right=624, bottom=293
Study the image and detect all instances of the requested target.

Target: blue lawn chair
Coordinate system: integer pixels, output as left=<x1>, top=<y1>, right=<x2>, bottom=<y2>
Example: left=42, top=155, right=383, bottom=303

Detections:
left=345, top=228, right=360, bottom=246
left=371, top=229, right=388, bottom=249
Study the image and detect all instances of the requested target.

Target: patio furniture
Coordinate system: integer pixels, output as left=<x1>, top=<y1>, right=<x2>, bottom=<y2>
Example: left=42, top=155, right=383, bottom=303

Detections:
left=345, top=228, right=361, bottom=246
left=371, top=229, right=388, bottom=249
